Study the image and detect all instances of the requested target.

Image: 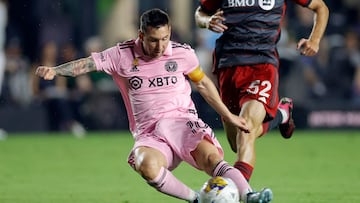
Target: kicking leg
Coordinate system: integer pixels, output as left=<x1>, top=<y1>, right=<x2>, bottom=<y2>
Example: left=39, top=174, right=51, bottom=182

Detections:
left=130, top=146, right=197, bottom=201
left=192, top=138, right=273, bottom=202
left=224, top=100, right=266, bottom=181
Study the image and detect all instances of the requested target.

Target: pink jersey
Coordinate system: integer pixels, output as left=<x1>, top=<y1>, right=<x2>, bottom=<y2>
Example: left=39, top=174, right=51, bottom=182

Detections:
left=92, top=38, right=200, bottom=137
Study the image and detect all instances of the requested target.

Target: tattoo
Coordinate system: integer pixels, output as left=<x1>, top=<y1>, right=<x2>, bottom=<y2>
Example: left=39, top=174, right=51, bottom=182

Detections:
left=54, top=57, right=96, bottom=77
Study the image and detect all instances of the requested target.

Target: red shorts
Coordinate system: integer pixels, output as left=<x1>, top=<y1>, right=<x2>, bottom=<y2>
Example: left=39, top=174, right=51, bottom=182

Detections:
left=218, top=64, right=279, bottom=121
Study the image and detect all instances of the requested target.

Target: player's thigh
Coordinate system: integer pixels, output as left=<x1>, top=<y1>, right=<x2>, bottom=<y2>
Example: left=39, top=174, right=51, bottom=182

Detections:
left=243, top=64, right=279, bottom=120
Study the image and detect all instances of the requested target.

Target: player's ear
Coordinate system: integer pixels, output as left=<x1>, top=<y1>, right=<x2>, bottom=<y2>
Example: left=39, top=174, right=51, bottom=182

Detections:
left=168, top=25, right=172, bottom=36
left=138, top=29, right=144, bottom=41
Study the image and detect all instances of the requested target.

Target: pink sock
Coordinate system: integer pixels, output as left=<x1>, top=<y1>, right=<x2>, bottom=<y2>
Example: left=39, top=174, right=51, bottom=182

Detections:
left=213, top=160, right=252, bottom=200
left=148, top=167, right=197, bottom=201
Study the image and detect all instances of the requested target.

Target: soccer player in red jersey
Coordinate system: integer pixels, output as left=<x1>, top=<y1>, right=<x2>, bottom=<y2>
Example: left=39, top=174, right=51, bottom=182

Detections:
left=195, top=0, right=329, bottom=181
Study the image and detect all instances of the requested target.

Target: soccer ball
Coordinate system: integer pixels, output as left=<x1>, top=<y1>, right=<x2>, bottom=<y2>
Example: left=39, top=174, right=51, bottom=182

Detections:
left=200, top=176, right=239, bottom=203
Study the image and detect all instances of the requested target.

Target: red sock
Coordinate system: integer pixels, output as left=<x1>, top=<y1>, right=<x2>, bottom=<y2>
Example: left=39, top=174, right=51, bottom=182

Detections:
left=234, top=161, right=253, bottom=182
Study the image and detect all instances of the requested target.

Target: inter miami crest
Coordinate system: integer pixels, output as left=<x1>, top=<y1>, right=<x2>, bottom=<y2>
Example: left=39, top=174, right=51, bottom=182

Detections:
left=165, top=60, right=177, bottom=72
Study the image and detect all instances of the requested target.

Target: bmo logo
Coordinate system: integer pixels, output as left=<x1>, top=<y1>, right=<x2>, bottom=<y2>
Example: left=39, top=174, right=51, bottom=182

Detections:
left=227, top=0, right=275, bottom=10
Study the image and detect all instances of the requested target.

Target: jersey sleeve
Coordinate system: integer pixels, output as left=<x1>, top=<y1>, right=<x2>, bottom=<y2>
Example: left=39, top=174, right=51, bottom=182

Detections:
left=199, top=0, right=222, bottom=15
left=184, top=48, right=200, bottom=75
left=291, top=0, right=312, bottom=7
left=188, top=66, right=205, bottom=82
left=91, top=46, right=121, bottom=75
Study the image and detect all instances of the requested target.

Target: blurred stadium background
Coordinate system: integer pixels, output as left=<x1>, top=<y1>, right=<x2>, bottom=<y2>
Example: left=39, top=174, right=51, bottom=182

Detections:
left=1, top=1, right=360, bottom=203
left=0, top=0, right=360, bottom=134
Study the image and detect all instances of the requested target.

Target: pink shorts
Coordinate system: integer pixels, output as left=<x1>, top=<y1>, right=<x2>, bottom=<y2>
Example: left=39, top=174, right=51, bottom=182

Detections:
left=127, top=117, right=224, bottom=171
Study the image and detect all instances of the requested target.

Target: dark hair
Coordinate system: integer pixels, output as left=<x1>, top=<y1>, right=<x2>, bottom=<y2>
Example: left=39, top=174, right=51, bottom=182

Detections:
left=140, top=8, right=170, bottom=33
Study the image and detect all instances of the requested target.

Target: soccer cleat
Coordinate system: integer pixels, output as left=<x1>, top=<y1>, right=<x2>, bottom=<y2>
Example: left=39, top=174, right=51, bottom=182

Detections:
left=189, top=192, right=200, bottom=203
left=278, top=97, right=295, bottom=139
left=246, top=188, right=273, bottom=203
left=191, top=198, right=199, bottom=203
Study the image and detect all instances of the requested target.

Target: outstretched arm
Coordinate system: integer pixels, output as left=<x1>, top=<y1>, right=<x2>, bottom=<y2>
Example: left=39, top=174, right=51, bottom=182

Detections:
left=297, top=0, right=329, bottom=56
left=188, top=67, right=249, bottom=133
left=35, top=57, right=97, bottom=80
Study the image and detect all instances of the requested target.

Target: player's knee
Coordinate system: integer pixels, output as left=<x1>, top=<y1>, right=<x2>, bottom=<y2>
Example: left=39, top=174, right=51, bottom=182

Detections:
left=244, top=118, right=263, bottom=138
left=131, top=147, right=167, bottom=180
left=203, top=153, right=222, bottom=175
left=137, top=158, right=162, bottom=181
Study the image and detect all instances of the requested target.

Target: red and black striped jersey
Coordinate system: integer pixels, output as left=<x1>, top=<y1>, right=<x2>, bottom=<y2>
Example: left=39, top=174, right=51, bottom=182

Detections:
left=199, top=0, right=312, bottom=69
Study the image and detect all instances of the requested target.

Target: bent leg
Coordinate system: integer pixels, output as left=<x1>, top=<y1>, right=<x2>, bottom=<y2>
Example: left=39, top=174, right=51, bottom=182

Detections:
left=237, top=100, right=266, bottom=165
left=130, top=146, right=197, bottom=201
left=132, top=146, right=168, bottom=180
left=191, top=138, right=223, bottom=175
left=191, top=139, right=253, bottom=201
left=224, top=100, right=266, bottom=181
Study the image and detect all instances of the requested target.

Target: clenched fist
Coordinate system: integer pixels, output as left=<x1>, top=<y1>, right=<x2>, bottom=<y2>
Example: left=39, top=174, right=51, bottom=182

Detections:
left=35, top=66, right=56, bottom=80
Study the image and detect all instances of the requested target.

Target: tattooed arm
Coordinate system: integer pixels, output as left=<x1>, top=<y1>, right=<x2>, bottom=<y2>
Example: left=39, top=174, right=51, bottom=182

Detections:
left=35, top=57, right=97, bottom=80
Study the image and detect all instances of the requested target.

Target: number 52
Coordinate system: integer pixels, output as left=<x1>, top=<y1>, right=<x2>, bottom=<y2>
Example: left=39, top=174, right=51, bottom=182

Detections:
left=247, top=80, right=271, bottom=104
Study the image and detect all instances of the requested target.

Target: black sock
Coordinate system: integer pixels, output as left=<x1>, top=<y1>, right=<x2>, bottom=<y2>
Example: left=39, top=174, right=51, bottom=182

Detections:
left=268, top=109, right=283, bottom=130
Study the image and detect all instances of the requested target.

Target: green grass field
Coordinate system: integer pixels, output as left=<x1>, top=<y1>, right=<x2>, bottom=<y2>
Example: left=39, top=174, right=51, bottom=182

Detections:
left=0, top=130, right=359, bottom=203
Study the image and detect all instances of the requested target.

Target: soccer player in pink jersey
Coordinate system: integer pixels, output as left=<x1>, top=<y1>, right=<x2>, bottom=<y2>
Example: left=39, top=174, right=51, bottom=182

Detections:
left=35, top=8, right=272, bottom=203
